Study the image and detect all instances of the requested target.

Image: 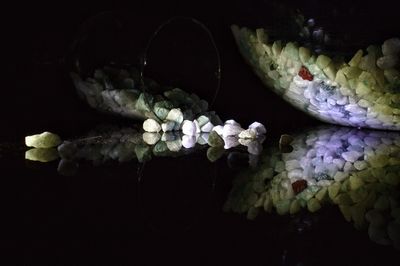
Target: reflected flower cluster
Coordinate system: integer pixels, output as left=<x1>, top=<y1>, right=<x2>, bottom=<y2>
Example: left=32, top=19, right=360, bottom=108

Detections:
left=25, top=124, right=266, bottom=176
left=224, top=126, right=400, bottom=249
left=22, top=124, right=400, bottom=249
left=55, top=125, right=207, bottom=175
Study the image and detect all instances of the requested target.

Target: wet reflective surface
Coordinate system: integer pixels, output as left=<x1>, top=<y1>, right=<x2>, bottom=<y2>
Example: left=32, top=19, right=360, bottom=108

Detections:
left=4, top=123, right=400, bottom=264
left=4, top=1, right=400, bottom=264
left=225, top=126, right=400, bottom=247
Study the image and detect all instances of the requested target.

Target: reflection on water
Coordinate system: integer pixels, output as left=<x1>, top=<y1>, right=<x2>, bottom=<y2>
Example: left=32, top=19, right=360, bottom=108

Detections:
left=224, top=126, right=400, bottom=249
left=20, top=126, right=220, bottom=236
left=56, top=125, right=208, bottom=176
left=24, top=124, right=265, bottom=176
left=20, top=123, right=400, bottom=250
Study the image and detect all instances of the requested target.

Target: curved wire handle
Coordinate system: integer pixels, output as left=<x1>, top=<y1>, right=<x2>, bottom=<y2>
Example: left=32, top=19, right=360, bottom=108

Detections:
left=68, top=11, right=120, bottom=76
left=140, top=16, right=222, bottom=108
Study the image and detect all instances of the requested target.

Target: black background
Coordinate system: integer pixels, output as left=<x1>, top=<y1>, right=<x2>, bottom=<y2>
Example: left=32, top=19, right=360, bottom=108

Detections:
left=2, top=0, right=400, bottom=264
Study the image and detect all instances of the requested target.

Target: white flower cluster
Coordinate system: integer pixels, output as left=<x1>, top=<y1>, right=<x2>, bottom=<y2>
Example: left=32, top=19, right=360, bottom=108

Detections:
left=142, top=111, right=218, bottom=149
left=143, top=109, right=220, bottom=133
left=143, top=113, right=266, bottom=154
left=211, top=120, right=266, bottom=155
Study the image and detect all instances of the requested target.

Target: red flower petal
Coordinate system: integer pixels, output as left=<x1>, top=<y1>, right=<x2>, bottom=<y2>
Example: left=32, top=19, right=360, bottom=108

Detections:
left=299, top=66, right=313, bottom=81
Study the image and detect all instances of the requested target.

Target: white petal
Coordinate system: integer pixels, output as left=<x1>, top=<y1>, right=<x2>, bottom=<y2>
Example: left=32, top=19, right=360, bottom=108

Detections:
left=248, top=122, right=266, bottom=135
left=223, top=136, right=240, bottom=149
left=238, top=128, right=257, bottom=139
left=142, top=132, right=161, bottom=145
left=212, top=125, right=224, bottom=136
left=225, top=119, right=241, bottom=127
left=222, top=124, right=244, bottom=138
left=201, top=122, right=214, bottom=133
left=166, top=108, right=184, bottom=124
left=161, top=121, right=175, bottom=132
left=182, top=120, right=197, bottom=136
left=238, top=138, right=252, bottom=146
left=197, top=133, right=210, bottom=145
left=182, top=135, right=197, bottom=149
left=143, top=119, right=161, bottom=133
left=194, top=120, right=201, bottom=134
